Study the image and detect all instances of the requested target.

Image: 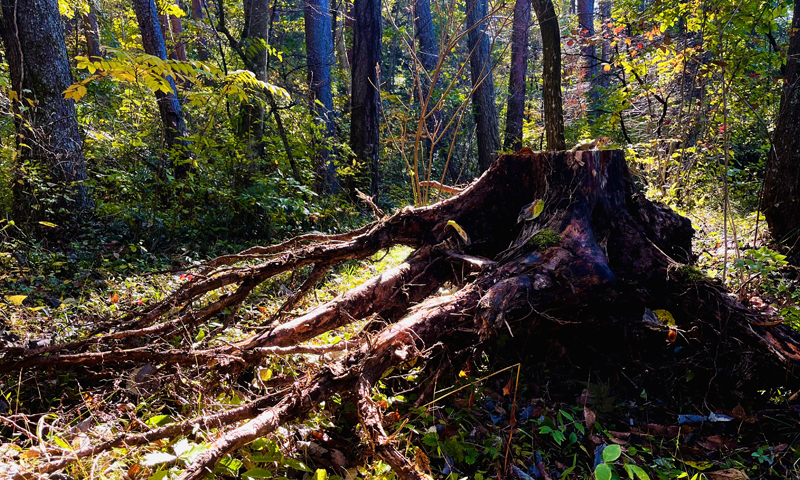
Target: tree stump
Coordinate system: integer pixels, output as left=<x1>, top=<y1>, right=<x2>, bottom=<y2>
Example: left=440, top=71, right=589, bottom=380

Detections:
left=4, top=150, right=799, bottom=480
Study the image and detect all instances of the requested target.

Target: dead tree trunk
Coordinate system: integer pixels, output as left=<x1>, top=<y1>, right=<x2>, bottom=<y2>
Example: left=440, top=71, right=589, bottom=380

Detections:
left=5, top=150, right=800, bottom=480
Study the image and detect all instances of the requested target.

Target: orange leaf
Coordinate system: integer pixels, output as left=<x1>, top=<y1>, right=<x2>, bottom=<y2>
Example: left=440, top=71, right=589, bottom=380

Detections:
left=110, top=292, right=119, bottom=303
left=502, top=377, right=514, bottom=396
left=604, top=64, right=611, bottom=71
left=667, top=329, right=677, bottom=342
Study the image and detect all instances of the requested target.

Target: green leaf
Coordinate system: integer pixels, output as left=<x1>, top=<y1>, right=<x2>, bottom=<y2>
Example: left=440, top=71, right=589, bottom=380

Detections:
left=602, top=444, right=621, bottom=463
left=242, top=468, right=274, bottom=479
left=595, top=463, right=613, bottom=480
left=146, top=415, right=173, bottom=427
left=283, top=457, right=312, bottom=472
left=532, top=199, right=545, bottom=219
left=625, top=464, right=650, bottom=480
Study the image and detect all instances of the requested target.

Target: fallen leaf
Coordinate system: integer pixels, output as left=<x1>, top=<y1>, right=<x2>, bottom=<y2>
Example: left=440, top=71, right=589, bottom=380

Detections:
left=4, top=295, right=26, bottom=306
left=584, top=406, right=596, bottom=429
left=705, top=468, right=749, bottom=480
left=109, top=292, right=119, bottom=303
left=502, top=377, right=513, bottom=396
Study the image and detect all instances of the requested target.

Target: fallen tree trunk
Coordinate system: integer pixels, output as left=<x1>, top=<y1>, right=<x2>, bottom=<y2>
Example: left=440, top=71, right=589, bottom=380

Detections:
left=3, top=150, right=799, bottom=480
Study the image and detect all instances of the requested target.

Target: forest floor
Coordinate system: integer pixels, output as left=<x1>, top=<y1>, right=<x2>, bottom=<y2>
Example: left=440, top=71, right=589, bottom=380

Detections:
left=1, top=201, right=799, bottom=480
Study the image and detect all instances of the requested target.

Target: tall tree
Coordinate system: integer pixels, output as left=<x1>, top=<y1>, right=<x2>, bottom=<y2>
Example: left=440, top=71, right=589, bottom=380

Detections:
left=213, top=0, right=302, bottom=183
left=0, top=0, right=91, bottom=223
left=131, top=0, right=191, bottom=176
left=503, top=0, right=531, bottom=151
left=764, top=0, right=800, bottom=249
left=350, top=0, right=382, bottom=195
left=465, top=0, right=500, bottom=171
left=169, top=13, right=188, bottom=61
left=191, top=0, right=209, bottom=60
left=305, top=0, right=339, bottom=192
left=413, top=0, right=441, bottom=172
left=84, top=4, right=103, bottom=58
left=531, top=0, right=566, bottom=150
left=577, top=0, right=598, bottom=115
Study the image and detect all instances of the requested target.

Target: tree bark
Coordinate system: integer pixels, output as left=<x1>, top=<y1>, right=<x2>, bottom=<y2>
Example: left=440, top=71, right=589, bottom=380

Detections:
left=169, top=14, right=187, bottom=61
left=412, top=0, right=444, bottom=183
left=350, top=0, right=382, bottom=196
left=578, top=0, right=599, bottom=115
left=191, top=0, right=209, bottom=60
left=131, top=0, right=191, bottom=177
left=0, top=0, right=91, bottom=224
left=531, top=0, right=566, bottom=150
left=305, top=0, right=340, bottom=193
left=83, top=6, right=102, bottom=59
left=503, top=0, right=530, bottom=152
left=764, top=0, right=800, bottom=251
left=465, top=0, right=500, bottom=171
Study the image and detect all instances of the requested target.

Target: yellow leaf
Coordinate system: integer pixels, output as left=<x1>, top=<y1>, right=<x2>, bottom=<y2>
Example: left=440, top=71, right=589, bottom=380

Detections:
left=625, top=38, right=632, bottom=46
left=517, top=199, right=545, bottom=223
left=446, top=220, right=470, bottom=244
left=604, top=64, right=611, bottom=71
left=5, top=295, right=27, bottom=306
left=682, top=460, right=713, bottom=471
left=652, top=309, right=675, bottom=326
left=459, top=370, right=467, bottom=378
left=39, top=221, right=58, bottom=228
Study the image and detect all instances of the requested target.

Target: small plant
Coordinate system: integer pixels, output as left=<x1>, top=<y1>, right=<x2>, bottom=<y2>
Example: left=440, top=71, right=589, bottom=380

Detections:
left=594, top=444, right=650, bottom=480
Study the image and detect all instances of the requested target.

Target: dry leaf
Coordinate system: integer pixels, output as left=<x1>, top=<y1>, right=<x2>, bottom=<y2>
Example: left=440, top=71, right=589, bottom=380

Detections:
left=502, top=377, right=513, bottom=396
left=705, top=468, right=748, bottom=479
left=584, top=406, right=596, bottom=429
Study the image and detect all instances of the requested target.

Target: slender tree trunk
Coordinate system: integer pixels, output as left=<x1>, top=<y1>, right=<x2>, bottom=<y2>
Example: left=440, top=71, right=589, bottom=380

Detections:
left=131, top=0, right=191, bottom=177
left=305, top=0, right=339, bottom=193
left=240, top=0, right=270, bottom=160
left=503, top=0, right=530, bottom=152
left=170, top=14, right=187, bottom=61
left=83, top=5, right=102, bottom=58
left=191, top=0, right=209, bottom=60
left=578, top=0, right=598, bottom=116
left=0, top=0, right=91, bottom=225
left=465, top=0, right=500, bottom=171
left=764, top=0, right=800, bottom=250
left=598, top=0, right=610, bottom=89
left=332, top=0, right=350, bottom=101
left=531, top=0, right=566, bottom=150
left=350, top=0, right=382, bottom=196
left=413, top=0, right=443, bottom=178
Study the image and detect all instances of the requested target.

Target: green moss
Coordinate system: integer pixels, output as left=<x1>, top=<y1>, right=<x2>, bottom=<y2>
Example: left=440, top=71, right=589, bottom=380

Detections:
left=677, top=265, right=706, bottom=282
left=525, top=228, right=561, bottom=251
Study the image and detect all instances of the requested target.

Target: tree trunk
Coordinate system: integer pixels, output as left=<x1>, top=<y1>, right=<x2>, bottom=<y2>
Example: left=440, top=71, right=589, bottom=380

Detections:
left=598, top=0, right=611, bottom=89
left=531, top=0, right=566, bottom=150
left=503, top=0, right=530, bottom=152
left=191, top=0, right=209, bottom=60
left=239, top=0, right=270, bottom=161
left=578, top=0, right=598, bottom=115
left=0, top=0, right=91, bottom=225
left=169, top=14, right=187, bottom=61
left=305, top=0, right=340, bottom=193
left=131, top=0, right=191, bottom=177
left=465, top=0, right=500, bottom=171
left=83, top=6, right=102, bottom=59
left=764, top=0, right=800, bottom=251
left=332, top=0, right=350, bottom=101
left=412, top=0, right=444, bottom=187
left=9, top=150, right=800, bottom=480
left=350, top=0, right=382, bottom=196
